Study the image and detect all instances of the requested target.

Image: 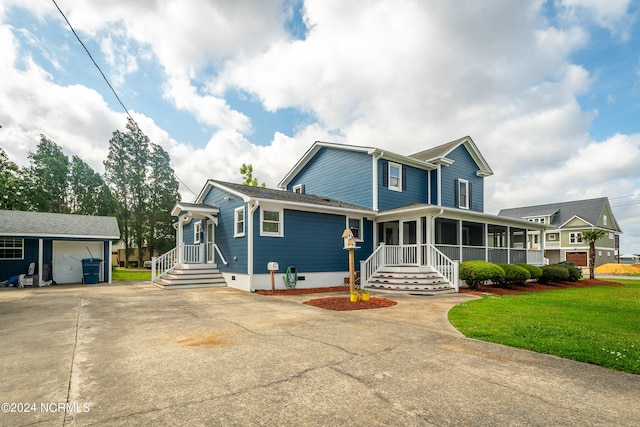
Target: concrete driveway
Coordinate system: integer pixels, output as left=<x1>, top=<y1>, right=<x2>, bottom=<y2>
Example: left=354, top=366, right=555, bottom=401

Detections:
left=1, top=282, right=638, bottom=426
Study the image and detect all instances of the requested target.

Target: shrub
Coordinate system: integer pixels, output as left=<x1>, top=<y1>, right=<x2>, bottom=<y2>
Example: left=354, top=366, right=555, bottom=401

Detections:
left=459, top=261, right=505, bottom=291
left=540, top=265, right=570, bottom=284
left=515, top=263, right=543, bottom=281
left=557, top=261, right=583, bottom=281
left=496, top=264, right=531, bottom=287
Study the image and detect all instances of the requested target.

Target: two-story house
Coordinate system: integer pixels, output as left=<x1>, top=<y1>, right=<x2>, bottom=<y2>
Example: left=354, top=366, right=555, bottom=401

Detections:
left=153, top=136, right=548, bottom=294
left=498, top=198, right=622, bottom=268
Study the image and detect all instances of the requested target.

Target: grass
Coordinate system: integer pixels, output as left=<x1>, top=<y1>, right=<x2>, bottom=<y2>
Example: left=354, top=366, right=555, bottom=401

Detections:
left=112, top=268, right=151, bottom=281
left=449, top=280, right=640, bottom=374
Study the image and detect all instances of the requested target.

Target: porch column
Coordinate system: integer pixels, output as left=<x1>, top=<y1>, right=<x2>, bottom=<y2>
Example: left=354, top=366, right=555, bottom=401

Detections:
left=38, top=239, right=43, bottom=287
left=108, top=240, right=113, bottom=284
left=507, top=226, right=511, bottom=264
left=177, top=214, right=184, bottom=264
left=458, top=220, right=463, bottom=262
left=485, top=221, right=489, bottom=263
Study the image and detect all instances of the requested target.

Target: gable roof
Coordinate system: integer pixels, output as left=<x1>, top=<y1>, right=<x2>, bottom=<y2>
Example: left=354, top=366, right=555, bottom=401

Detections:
left=194, top=180, right=373, bottom=215
left=0, top=210, right=121, bottom=239
left=498, top=197, right=622, bottom=232
left=408, top=136, right=494, bottom=177
left=278, top=140, right=438, bottom=189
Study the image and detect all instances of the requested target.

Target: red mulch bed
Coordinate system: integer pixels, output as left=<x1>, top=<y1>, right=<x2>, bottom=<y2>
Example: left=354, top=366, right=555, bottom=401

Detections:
left=304, top=296, right=397, bottom=311
left=255, top=286, right=348, bottom=295
left=459, top=279, right=625, bottom=296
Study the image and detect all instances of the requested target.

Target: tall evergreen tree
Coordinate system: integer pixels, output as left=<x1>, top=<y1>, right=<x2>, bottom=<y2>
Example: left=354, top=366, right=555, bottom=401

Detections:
left=24, top=136, right=70, bottom=213
left=69, top=155, right=116, bottom=216
left=147, top=143, right=180, bottom=258
left=0, top=147, right=29, bottom=210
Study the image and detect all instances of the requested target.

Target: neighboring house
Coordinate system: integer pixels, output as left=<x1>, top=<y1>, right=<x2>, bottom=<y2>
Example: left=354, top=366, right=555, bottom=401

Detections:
left=498, top=197, right=622, bottom=268
left=0, top=210, right=120, bottom=285
left=154, top=136, right=548, bottom=293
left=618, top=254, right=639, bottom=265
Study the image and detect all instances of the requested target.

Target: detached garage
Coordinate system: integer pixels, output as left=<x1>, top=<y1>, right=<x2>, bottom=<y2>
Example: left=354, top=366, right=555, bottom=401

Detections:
left=0, top=210, right=120, bottom=285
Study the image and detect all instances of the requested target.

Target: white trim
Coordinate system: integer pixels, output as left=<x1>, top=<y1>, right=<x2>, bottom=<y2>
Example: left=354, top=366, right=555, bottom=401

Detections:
left=234, top=206, right=245, bottom=237
left=388, top=162, right=402, bottom=192
left=558, top=214, right=593, bottom=229
left=0, top=237, right=24, bottom=260
left=260, top=206, right=284, bottom=237
left=347, top=217, right=364, bottom=242
left=292, top=184, right=304, bottom=194
left=569, top=232, right=583, bottom=244
left=194, top=222, right=201, bottom=244
left=457, top=179, right=469, bottom=209
left=437, top=164, right=442, bottom=206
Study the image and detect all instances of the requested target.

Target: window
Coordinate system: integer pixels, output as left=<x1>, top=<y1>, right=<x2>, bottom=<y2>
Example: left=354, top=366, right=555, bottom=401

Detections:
left=569, top=232, right=583, bottom=244
left=457, top=179, right=469, bottom=209
left=0, top=238, right=24, bottom=260
left=603, top=215, right=608, bottom=226
left=234, top=207, right=245, bottom=237
left=293, top=184, right=305, bottom=194
left=194, top=222, right=201, bottom=244
left=548, top=234, right=557, bottom=241
left=388, top=162, right=402, bottom=191
left=261, top=208, right=283, bottom=237
left=347, top=217, right=363, bottom=241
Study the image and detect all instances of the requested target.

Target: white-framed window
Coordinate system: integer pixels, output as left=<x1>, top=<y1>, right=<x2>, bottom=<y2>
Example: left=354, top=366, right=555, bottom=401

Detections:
left=457, top=179, right=469, bottom=209
left=347, top=217, right=363, bottom=241
left=388, top=162, right=402, bottom=191
left=261, top=207, right=283, bottom=237
left=548, top=234, right=557, bottom=241
left=293, top=184, right=305, bottom=194
left=603, top=215, right=608, bottom=226
left=234, top=207, right=245, bottom=237
left=609, top=233, right=614, bottom=239
left=0, top=238, right=24, bottom=260
left=569, top=232, right=583, bottom=244
left=194, top=222, right=201, bottom=244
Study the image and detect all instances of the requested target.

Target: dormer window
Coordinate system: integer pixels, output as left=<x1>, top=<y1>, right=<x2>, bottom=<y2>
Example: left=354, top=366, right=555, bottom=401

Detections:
left=293, top=184, right=305, bottom=194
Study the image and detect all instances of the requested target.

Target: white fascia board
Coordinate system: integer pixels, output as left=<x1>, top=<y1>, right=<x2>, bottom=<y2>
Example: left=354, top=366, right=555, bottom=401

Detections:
left=376, top=204, right=550, bottom=230
left=208, top=180, right=252, bottom=202
left=369, top=148, right=437, bottom=171
left=278, top=141, right=375, bottom=189
left=437, top=136, right=494, bottom=177
left=2, top=232, right=120, bottom=240
left=254, top=198, right=373, bottom=217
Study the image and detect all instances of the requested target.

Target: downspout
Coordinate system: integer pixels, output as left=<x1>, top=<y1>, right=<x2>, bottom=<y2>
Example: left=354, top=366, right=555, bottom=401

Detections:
left=248, top=200, right=260, bottom=291
left=372, top=151, right=383, bottom=212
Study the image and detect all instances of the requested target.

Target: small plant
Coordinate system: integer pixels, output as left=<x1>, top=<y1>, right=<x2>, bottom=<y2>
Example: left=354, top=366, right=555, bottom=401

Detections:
left=496, top=264, right=531, bottom=287
left=459, top=261, right=505, bottom=291
left=539, top=265, right=570, bottom=284
left=515, top=263, right=543, bottom=281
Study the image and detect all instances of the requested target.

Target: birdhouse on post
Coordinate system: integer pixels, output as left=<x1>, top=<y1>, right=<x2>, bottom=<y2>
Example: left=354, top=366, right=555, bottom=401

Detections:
left=342, top=228, right=357, bottom=249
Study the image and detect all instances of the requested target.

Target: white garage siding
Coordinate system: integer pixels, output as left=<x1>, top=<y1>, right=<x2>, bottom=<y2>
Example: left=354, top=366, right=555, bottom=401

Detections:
left=53, top=241, right=104, bottom=284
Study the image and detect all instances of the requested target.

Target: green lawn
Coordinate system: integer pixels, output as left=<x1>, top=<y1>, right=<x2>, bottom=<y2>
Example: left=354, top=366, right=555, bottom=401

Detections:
left=112, top=268, right=152, bottom=281
left=449, top=280, right=640, bottom=374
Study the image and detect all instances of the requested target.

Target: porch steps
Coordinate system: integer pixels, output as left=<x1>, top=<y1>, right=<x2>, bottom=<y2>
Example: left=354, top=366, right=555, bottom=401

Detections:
left=365, top=266, right=456, bottom=295
left=153, top=264, right=227, bottom=290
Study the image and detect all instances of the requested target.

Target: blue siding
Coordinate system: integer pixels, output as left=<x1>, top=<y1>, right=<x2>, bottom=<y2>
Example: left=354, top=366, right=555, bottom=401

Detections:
left=288, top=147, right=372, bottom=209
left=430, top=169, right=438, bottom=205
left=252, top=208, right=373, bottom=274
left=439, top=145, right=484, bottom=212
left=378, top=159, right=428, bottom=211
left=202, top=187, right=248, bottom=274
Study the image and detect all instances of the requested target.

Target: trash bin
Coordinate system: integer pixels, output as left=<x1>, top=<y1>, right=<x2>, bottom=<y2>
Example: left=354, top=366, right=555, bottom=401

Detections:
left=81, top=258, right=102, bottom=284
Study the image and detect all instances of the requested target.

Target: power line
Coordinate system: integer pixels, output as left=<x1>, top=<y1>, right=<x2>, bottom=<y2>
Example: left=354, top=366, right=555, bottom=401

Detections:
left=51, top=0, right=196, bottom=197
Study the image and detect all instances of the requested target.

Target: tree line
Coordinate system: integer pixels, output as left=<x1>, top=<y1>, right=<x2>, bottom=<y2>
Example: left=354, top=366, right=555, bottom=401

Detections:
left=0, top=117, right=180, bottom=267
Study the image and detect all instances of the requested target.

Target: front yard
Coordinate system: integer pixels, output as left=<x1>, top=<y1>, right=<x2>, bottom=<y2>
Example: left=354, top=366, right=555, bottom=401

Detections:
left=449, top=279, right=640, bottom=374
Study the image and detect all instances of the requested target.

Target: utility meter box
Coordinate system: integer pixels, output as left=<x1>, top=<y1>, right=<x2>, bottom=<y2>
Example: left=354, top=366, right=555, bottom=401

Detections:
left=267, top=262, right=279, bottom=271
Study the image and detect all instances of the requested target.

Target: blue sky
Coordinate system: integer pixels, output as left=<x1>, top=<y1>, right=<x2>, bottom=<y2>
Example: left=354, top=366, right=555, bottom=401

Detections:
left=1, top=0, right=639, bottom=253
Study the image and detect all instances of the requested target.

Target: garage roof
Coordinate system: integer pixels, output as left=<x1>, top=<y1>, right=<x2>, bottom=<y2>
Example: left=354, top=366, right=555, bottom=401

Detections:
left=0, top=210, right=120, bottom=239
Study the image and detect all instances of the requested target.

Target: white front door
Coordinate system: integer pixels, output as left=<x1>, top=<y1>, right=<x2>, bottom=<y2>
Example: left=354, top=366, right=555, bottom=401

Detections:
left=206, top=222, right=214, bottom=263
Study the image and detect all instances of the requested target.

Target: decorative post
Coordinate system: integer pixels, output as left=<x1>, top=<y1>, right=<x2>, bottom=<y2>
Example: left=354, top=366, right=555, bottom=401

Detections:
left=342, top=229, right=359, bottom=302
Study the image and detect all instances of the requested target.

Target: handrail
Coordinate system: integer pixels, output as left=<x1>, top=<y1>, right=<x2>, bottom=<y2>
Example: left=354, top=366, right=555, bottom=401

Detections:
left=359, top=244, right=386, bottom=287
left=426, top=244, right=459, bottom=291
left=151, top=247, right=177, bottom=282
left=214, top=244, right=228, bottom=265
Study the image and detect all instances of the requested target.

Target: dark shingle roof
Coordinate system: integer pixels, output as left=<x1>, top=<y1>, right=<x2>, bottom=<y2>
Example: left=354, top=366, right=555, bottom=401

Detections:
left=0, top=210, right=120, bottom=239
left=210, top=180, right=370, bottom=211
left=408, top=136, right=468, bottom=162
left=498, top=197, right=621, bottom=232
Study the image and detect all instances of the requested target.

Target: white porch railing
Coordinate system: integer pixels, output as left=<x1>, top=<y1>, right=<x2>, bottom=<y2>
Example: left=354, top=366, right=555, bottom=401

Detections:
left=214, top=244, right=228, bottom=265
left=151, top=244, right=202, bottom=282
left=360, top=244, right=459, bottom=291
